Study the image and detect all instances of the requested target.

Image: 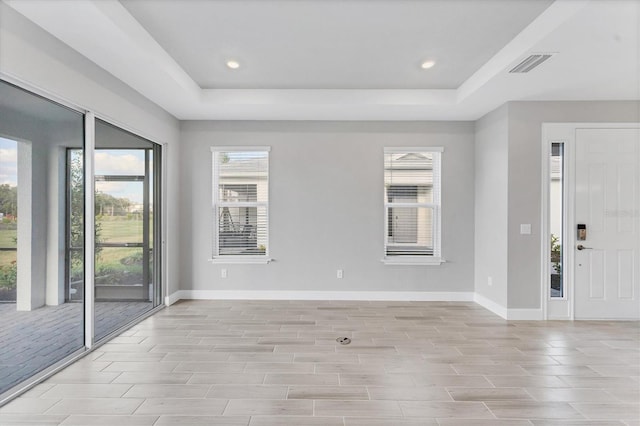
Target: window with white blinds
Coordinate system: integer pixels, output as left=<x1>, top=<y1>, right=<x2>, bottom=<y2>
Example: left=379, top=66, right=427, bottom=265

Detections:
left=384, top=148, right=442, bottom=263
left=212, top=147, right=269, bottom=259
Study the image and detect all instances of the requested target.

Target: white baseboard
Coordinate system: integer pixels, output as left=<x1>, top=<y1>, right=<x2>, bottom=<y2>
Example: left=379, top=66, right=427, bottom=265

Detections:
left=474, top=293, right=508, bottom=319
left=166, top=289, right=542, bottom=320
left=164, top=291, right=182, bottom=306
left=474, top=293, right=544, bottom=320
left=506, top=308, right=544, bottom=320
left=167, top=290, right=474, bottom=303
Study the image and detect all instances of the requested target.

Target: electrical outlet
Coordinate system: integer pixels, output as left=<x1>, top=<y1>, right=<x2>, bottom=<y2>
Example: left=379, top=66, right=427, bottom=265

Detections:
left=337, top=269, right=343, bottom=279
left=221, top=268, right=227, bottom=278
left=488, top=276, right=493, bottom=286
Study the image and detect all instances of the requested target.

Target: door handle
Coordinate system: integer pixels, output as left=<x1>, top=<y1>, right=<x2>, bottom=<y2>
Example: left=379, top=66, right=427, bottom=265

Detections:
left=576, top=244, right=592, bottom=250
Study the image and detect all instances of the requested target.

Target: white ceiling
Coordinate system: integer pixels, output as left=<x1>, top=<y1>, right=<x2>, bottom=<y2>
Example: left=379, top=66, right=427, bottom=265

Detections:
left=3, top=0, right=640, bottom=121
left=120, top=0, right=554, bottom=90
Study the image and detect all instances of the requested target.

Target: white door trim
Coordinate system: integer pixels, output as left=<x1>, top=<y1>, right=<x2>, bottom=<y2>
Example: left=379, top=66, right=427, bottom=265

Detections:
left=541, top=123, right=640, bottom=320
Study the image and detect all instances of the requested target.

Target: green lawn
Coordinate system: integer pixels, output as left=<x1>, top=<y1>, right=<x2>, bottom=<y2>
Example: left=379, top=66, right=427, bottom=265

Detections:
left=1, top=217, right=152, bottom=293
left=97, top=247, right=141, bottom=269
left=97, top=217, right=153, bottom=244
left=0, top=218, right=148, bottom=248
left=0, top=228, right=17, bottom=248
left=0, top=250, right=16, bottom=267
left=93, top=218, right=148, bottom=283
left=96, top=218, right=148, bottom=281
left=2, top=217, right=149, bottom=271
left=0, top=228, right=17, bottom=268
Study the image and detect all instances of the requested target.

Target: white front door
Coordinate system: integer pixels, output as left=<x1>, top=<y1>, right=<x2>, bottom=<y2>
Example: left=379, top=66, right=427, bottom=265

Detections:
left=574, top=128, right=640, bottom=319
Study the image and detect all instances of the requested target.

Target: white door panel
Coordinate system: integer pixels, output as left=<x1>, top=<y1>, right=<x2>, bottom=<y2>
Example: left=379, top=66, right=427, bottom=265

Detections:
left=574, top=128, right=640, bottom=319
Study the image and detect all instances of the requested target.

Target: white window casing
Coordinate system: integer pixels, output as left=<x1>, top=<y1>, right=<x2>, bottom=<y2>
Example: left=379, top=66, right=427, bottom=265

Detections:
left=383, top=147, right=444, bottom=265
left=211, top=147, right=271, bottom=264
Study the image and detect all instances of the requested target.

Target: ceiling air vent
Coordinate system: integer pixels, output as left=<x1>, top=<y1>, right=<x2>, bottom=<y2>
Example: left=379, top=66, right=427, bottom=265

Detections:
left=509, top=53, right=554, bottom=73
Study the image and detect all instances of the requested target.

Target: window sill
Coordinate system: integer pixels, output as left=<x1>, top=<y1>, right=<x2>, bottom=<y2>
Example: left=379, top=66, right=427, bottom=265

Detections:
left=209, top=257, right=273, bottom=265
left=381, top=257, right=445, bottom=266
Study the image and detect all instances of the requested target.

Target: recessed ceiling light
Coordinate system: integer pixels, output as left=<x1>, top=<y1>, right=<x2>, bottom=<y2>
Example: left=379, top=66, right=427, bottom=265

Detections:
left=226, top=60, right=240, bottom=69
left=421, top=60, right=436, bottom=70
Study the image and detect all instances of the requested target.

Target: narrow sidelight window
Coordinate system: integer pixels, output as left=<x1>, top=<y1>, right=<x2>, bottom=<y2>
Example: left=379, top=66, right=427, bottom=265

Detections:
left=550, top=142, right=564, bottom=297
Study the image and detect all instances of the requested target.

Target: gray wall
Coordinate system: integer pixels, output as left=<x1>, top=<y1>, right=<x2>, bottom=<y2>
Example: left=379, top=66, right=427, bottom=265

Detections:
left=474, top=104, right=509, bottom=307
left=506, top=101, right=640, bottom=309
left=179, top=121, right=475, bottom=294
left=6, top=0, right=637, bottom=306
left=0, top=2, right=182, bottom=297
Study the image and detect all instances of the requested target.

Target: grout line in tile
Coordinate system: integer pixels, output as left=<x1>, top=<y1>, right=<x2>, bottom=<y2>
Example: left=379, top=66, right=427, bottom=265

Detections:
left=481, top=401, right=499, bottom=419
left=110, top=371, right=123, bottom=384
left=130, top=396, right=147, bottom=415
left=221, top=398, right=231, bottom=416
left=39, top=399, right=61, bottom=415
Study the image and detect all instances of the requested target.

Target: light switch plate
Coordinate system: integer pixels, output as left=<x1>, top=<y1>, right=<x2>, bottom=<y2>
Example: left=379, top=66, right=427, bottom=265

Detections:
left=520, top=224, right=532, bottom=235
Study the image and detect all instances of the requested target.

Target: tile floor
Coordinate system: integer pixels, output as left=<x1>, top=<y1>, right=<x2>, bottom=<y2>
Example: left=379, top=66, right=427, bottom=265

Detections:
left=0, top=300, right=638, bottom=425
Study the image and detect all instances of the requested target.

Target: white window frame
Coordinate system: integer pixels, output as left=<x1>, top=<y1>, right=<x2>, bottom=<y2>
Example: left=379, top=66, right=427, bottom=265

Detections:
left=382, top=147, right=444, bottom=265
left=210, top=146, right=271, bottom=264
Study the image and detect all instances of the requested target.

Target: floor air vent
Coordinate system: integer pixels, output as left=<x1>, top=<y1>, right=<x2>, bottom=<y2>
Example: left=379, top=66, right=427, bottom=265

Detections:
left=509, top=53, right=554, bottom=73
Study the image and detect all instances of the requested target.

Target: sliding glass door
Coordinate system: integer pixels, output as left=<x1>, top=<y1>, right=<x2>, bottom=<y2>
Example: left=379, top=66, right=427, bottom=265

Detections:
left=0, top=80, right=85, bottom=397
left=93, top=120, right=161, bottom=341
left=0, top=79, right=163, bottom=402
